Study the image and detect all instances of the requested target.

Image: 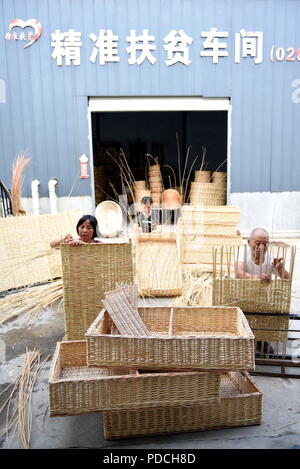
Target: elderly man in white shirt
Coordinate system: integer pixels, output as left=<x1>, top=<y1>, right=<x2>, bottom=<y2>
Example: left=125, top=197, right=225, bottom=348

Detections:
left=236, top=228, right=289, bottom=281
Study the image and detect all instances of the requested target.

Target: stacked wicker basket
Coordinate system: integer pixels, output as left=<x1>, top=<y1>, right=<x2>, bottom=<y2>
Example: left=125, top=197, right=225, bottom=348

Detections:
left=190, top=171, right=227, bottom=206
left=49, top=279, right=263, bottom=440
left=148, top=164, right=163, bottom=205
left=178, top=205, right=243, bottom=272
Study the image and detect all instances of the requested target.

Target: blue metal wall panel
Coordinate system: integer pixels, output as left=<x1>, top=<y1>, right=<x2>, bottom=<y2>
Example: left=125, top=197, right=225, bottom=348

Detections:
left=0, top=0, right=300, bottom=197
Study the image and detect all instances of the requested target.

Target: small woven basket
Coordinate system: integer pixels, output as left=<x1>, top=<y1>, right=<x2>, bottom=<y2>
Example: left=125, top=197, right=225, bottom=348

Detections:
left=102, top=371, right=263, bottom=439
left=180, top=205, right=241, bottom=225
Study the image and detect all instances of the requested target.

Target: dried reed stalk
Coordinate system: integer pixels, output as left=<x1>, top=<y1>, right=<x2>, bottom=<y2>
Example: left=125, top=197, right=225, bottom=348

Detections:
left=0, top=280, right=63, bottom=325
left=174, top=271, right=212, bottom=306
left=0, top=349, right=50, bottom=448
left=11, top=152, right=31, bottom=216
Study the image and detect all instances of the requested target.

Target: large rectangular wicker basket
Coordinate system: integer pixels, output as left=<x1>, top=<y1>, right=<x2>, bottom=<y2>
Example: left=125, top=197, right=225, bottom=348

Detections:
left=86, top=306, right=255, bottom=370
left=48, top=340, right=221, bottom=416
left=102, top=371, right=263, bottom=439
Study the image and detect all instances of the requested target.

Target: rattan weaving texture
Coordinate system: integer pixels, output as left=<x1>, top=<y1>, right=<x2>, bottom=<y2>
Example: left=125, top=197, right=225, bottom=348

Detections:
left=178, top=207, right=242, bottom=272
left=0, top=209, right=81, bottom=292
left=61, top=242, right=133, bottom=340
left=102, top=372, right=263, bottom=439
left=213, top=278, right=292, bottom=314
left=48, top=340, right=221, bottom=416
left=245, top=314, right=289, bottom=342
left=180, top=206, right=241, bottom=225
left=103, top=289, right=150, bottom=336
left=136, top=232, right=182, bottom=297
left=86, top=306, right=255, bottom=370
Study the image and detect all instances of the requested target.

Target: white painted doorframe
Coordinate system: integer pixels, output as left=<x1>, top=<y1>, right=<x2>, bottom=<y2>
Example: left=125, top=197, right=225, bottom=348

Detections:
left=88, top=96, right=232, bottom=208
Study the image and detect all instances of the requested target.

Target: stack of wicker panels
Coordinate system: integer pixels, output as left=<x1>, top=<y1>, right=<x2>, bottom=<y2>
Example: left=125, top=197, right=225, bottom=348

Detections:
left=178, top=205, right=243, bottom=273
left=48, top=300, right=262, bottom=440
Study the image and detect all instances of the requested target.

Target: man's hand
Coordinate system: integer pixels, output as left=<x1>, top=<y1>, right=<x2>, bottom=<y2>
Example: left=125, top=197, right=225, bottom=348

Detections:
left=273, top=257, right=283, bottom=272
left=260, top=273, right=271, bottom=282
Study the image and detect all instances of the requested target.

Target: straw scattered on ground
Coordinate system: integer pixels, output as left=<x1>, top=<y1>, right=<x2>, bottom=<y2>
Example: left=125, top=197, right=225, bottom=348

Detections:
left=0, top=280, right=63, bottom=325
left=0, top=349, right=50, bottom=448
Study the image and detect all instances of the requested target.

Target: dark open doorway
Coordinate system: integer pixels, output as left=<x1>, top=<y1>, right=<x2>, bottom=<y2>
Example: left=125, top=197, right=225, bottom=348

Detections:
left=91, top=110, right=227, bottom=205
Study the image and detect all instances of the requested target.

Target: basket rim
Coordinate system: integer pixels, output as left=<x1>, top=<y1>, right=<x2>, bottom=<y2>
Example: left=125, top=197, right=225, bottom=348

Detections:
left=49, top=339, right=222, bottom=383
left=85, top=306, right=254, bottom=340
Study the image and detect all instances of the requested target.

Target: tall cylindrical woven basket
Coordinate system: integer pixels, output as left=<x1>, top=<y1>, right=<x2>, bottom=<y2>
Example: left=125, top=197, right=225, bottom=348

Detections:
left=148, top=164, right=163, bottom=206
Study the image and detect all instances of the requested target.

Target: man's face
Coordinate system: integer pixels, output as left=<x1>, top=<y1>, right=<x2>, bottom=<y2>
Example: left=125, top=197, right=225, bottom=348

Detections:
left=248, top=231, right=269, bottom=263
left=142, top=202, right=152, bottom=216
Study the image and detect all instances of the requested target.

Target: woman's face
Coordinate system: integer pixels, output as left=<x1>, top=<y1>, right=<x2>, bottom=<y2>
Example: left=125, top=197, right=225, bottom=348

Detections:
left=78, top=220, right=94, bottom=242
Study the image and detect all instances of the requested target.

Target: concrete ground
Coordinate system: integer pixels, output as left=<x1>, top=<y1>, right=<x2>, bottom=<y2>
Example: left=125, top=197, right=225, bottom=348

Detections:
left=0, top=237, right=300, bottom=450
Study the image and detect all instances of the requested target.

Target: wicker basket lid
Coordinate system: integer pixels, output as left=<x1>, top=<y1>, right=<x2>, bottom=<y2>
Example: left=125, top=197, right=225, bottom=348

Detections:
left=95, top=201, right=123, bottom=237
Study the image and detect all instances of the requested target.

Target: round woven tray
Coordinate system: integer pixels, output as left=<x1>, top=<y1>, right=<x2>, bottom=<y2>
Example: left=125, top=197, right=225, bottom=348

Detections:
left=95, top=200, right=123, bottom=237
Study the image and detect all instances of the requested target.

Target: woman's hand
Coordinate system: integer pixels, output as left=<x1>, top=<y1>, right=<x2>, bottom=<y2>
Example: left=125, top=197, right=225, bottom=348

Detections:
left=63, top=233, right=74, bottom=243
left=68, top=238, right=85, bottom=246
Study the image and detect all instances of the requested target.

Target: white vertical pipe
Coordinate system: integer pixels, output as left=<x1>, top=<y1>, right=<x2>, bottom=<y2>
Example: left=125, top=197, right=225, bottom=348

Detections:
left=31, top=179, right=40, bottom=215
left=48, top=178, right=58, bottom=214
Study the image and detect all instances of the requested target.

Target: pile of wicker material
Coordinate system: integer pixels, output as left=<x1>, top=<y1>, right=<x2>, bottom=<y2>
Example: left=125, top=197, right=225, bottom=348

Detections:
left=48, top=278, right=263, bottom=440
